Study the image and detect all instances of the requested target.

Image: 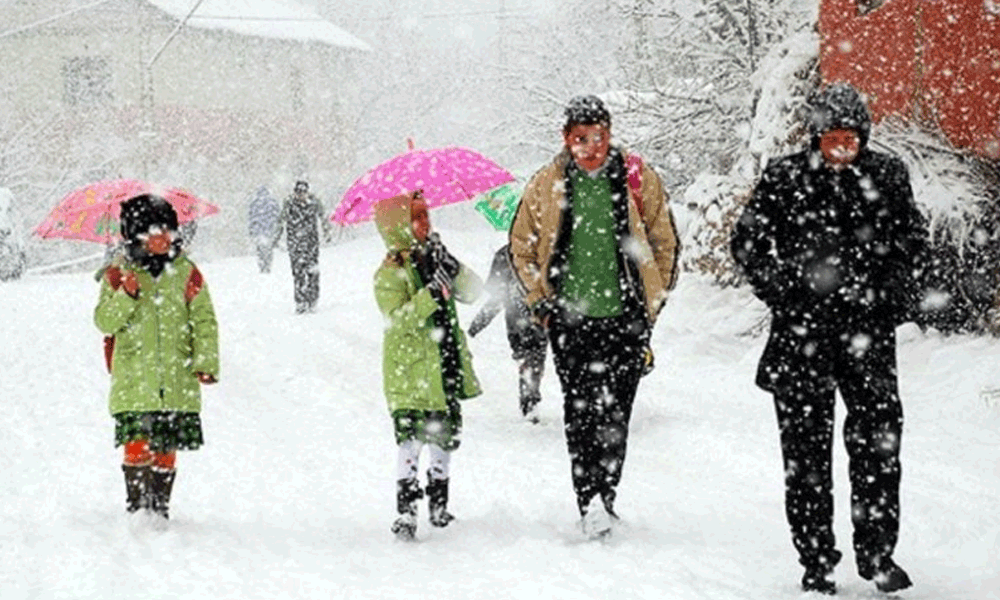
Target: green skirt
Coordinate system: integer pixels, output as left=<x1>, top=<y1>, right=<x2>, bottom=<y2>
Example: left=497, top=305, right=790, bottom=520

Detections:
left=113, top=411, right=204, bottom=453
left=392, top=398, right=462, bottom=451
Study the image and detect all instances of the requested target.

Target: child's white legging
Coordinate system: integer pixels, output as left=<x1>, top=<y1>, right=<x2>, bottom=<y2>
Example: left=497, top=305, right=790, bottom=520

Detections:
left=397, top=440, right=450, bottom=481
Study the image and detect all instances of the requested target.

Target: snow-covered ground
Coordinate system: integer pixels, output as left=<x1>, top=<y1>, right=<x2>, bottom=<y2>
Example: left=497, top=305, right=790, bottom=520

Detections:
left=1, top=227, right=998, bottom=599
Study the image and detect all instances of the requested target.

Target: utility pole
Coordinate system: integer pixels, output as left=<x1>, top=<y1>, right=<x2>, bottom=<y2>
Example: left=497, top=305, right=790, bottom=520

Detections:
left=137, top=0, right=206, bottom=180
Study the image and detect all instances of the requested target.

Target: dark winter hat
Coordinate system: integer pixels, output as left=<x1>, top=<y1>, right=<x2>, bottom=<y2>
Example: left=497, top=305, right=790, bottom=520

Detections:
left=120, top=194, right=178, bottom=242
left=563, top=95, right=611, bottom=133
left=808, top=82, right=872, bottom=148
left=294, top=180, right=309, bottom=193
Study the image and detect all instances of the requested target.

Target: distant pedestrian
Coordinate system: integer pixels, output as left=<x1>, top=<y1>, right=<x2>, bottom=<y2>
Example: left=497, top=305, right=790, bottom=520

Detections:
left=94, top=194, right=220, bottom=525
left=509, top=95, right=679, bottom=539
left=730, top=83, right=928, bottom=594
left=247, top=185, right=280, bottom=273
left=467, top=244, right=547, bottom=422
left=373, top=191, right=483, bottom=541
left=273, top=180, right=331, bottom=313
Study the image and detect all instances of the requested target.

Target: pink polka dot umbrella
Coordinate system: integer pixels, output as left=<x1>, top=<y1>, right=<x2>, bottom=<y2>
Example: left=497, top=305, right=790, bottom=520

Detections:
left=332, top=146, right=515, bottom=225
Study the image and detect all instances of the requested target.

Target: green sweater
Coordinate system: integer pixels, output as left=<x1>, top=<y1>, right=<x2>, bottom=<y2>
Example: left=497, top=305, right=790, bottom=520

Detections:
left=562, top=169, right=623, bottom=318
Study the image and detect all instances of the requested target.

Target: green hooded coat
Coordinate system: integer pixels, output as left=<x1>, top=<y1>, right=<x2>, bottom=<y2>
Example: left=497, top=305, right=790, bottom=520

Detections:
left=94, top=255, right=220, bottom=415
left=373, top=195, right=482, bottom=413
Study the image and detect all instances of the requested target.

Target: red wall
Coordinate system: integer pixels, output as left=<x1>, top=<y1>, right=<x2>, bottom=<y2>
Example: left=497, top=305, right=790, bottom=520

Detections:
left=820, top=0, right=1000, bottom=160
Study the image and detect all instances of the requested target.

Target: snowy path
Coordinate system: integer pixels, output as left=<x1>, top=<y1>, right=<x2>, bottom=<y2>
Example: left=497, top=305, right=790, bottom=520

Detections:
left=1, top=229, right=997, bottom=599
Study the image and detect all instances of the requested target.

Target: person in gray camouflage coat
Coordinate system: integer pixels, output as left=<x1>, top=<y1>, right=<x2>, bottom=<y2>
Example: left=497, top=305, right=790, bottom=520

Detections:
left=467, top=244, right=547, bottom=421
left=273, top=180, right=332, bottom=313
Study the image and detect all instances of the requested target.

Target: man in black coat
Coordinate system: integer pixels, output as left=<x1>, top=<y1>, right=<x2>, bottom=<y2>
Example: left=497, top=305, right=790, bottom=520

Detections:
left=730, top=83, right=928, bottom=595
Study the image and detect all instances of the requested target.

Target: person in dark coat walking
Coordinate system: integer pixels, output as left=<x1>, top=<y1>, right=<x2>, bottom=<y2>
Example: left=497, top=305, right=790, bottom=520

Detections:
left=247, top=186, right=280, bottom=273
left=273, top=180, right=331, bottom=313
left=467, top=244, right=548, bottom=421
left=730, top=83, right=928, bottom=595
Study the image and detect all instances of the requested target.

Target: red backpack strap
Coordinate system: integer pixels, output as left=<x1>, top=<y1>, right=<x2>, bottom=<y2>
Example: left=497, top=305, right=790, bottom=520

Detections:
left=185, top=266, right=204, bottom=304
left=103, top=335, right=115, bottom=373
left=626, top=153, right=644, bottom=218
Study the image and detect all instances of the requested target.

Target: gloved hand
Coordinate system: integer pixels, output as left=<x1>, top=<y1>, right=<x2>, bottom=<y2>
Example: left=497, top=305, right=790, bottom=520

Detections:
left=641, top=346, right=655, bottom=376
left=428, top=233, right=460, bottom=280
left=122, top=270, right=140, bottom=298
left=196, top=372, right=217, bottom=384
left=531, top=298, right=555, bottom=328
left=105, top=267, right=123, bottom=290
left=425, top=266, right=453, bottom=302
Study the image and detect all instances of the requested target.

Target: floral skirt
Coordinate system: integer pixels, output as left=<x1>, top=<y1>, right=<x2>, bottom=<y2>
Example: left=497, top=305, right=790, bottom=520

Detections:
left=113, top=411, right=204, bottom=453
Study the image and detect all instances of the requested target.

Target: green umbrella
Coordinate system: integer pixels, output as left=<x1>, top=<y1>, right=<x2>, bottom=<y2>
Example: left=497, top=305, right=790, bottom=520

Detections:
left=473, top=182, right=522, bottom=231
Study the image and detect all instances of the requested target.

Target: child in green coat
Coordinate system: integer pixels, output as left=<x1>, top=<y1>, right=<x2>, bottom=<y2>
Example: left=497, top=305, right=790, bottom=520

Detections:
left=373, top=191, right=482, bottom=541
left=95, top=194, right=220, bottom=523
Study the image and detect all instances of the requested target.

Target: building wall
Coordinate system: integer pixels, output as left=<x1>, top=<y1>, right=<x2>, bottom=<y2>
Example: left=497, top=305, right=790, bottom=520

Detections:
left=820, top=0, right=1000, bottom=160
left=0, top=0, right=362, bottom=262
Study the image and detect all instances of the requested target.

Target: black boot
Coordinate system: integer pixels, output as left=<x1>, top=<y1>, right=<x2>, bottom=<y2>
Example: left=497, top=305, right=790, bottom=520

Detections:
left=148, top=468, right=176, bottom=520
left=391, top=478, right=423, bottom=540
left=426, top=474, right=455, bottom=528
left=122, top=464, right=150, bottom=513
left=801, top=552, right=841, bottom=595
left=801, top=565, right=837, bottom=595
left=859, top=557, right=912, bottom=593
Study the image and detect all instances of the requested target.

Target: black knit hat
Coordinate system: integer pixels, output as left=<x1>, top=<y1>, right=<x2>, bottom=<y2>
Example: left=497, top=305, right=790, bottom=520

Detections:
left=808, top=83, right=872, bottom=148
left=563, top=95, right=611, bottom=132
left=120, top=194, right=178, bottom=242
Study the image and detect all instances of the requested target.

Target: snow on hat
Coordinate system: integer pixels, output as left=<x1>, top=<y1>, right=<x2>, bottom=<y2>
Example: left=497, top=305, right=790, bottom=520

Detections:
left=120, top=194, right=178, bottom=242
left=808, top=82, right=872, bottom=148
left=563, top=95, right=611, bottom=132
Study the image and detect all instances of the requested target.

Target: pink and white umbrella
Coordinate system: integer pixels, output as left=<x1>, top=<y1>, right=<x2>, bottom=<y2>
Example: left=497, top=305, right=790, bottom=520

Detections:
left=34, top=179, right=219, bottom=244
left=332, top=146, right=515, bottom=225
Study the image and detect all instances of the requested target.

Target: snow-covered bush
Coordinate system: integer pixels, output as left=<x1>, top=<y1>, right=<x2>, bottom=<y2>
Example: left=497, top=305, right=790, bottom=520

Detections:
left=0, top=187, right=27, bottom=281
left=677, top=173, right=750, bottom=287
left=678, top=21, right=818, bottom=290
left=873, top=124, right=1000, bottom=333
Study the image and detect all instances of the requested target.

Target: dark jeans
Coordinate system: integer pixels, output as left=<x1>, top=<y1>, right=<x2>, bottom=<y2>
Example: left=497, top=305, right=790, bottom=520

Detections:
left=771, top=326, right=903, bottom=572
left=548, top=313, right=645, bottom=516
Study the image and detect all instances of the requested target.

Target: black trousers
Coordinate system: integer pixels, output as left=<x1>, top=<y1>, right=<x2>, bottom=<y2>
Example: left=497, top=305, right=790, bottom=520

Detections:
left=516, top=343, right=546, bottom=416
left=290, top=255, right=319, bottom=311
left=771, top=325, right=903, bottom=572
left=548, top=313, right=645, bottom=516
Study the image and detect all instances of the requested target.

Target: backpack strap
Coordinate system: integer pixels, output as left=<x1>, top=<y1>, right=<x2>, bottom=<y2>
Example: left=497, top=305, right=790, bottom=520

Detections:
left=626, top=153, right=644, bottom=218
left=185, top=266, right=204, bottom=304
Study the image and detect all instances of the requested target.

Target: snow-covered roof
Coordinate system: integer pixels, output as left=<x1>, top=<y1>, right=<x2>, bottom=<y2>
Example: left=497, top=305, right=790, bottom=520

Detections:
left=146, top=0, right=371, bottom=51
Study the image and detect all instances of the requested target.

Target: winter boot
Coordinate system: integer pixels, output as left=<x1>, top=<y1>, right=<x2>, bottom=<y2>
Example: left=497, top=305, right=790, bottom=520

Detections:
left=580, top=496, right=612, bottom=540
left=426, top=474, right=455, bottom=528
left=122, top=464, right=150, bottom=513
left=801, top=565, right=837, bottom=595
left=148, top=468, right=176, bottom=520
left=600, top=487, right=620, bottom=522
left=391, top=478, right=423, bottom=541
left=520, top=394, right=541, bottom=423
left=859, top=557, right=912, bottom=593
